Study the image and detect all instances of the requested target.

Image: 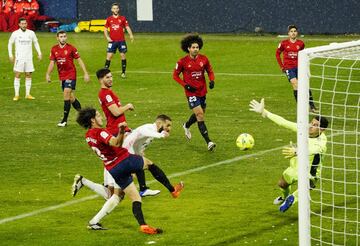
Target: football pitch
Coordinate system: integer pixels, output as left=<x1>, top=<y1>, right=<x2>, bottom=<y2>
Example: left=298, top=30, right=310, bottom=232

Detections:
left=0, top=32, right=357, bottom=245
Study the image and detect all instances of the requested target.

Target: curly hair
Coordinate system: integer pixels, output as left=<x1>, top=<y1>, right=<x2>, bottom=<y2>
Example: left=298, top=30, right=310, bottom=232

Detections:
left=181, top=33, right=203, bottom=53
left=76, top=107, right=96, bottom=129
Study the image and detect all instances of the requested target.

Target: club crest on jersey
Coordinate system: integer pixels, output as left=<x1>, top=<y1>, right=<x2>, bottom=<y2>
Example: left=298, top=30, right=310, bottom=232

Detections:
left=199, top=62, right=204, bottom=67
left=64, top=50, right=68, bottom=55
left=296, top=45, right=300, bottom=49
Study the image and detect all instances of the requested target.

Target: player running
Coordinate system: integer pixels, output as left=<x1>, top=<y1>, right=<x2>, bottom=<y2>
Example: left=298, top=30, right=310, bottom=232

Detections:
left=275, top=25, right=317, bottom=112
left=72, top=114, right=172, bottom=229
left=173, top=33, right=216, bottom=151
left=76, top=107, right=184, bottom=234
left=46, top=30, right=90, bottom=127
left=8, top=17, right=41, bottom=101
left=249, top=98, right=328, bottom=212
left=104, top=3, right=134, bottom=78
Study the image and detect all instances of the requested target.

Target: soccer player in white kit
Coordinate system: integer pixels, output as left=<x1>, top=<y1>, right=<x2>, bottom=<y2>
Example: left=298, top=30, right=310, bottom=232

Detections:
left=72, top=114, right=173, bottom=229
left=8, top=18, right=42, bottom=101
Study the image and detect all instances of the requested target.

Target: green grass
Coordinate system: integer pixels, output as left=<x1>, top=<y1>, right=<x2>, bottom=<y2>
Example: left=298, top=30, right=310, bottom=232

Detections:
left=0, top=32, right=359, bottom=245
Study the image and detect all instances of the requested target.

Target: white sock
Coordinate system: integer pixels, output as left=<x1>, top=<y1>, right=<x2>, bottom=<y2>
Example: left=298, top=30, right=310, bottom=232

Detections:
left=14, top=78, right=20, bottom=96
left=82, top=177, right=111, bottom=200
left=89, top=194, right=120, bottom=225
left=25, top=78, right=32, bottom=96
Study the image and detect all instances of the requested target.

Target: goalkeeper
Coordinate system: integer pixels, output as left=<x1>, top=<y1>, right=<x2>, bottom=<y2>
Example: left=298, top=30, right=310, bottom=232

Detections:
left=249, top=98, right=328, bottom=212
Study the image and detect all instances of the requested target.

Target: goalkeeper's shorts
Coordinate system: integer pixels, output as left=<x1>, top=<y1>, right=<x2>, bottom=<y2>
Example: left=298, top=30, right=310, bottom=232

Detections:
left=283, top=166, right=298, bottom=185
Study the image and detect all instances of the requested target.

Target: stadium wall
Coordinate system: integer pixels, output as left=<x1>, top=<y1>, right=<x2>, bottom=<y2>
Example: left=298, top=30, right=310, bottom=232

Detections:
left=42, top=0, right=360, bottom=34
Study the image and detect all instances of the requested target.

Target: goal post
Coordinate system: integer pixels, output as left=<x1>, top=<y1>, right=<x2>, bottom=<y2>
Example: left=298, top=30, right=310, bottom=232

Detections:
left=297, top=40, right=360, bottom=246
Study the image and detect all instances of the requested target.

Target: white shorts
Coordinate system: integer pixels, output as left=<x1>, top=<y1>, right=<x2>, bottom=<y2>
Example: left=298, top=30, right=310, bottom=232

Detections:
left=14, top=59, right=34, bottom=73
left=103, top=168, right=120, bottom=188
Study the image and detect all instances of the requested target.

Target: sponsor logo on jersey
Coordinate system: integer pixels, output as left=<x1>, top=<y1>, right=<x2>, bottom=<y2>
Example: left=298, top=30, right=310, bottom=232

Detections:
left=100, top=131, right=109, bottom=139
left=191, top=71, right=202, bottom=79
left=106, top=95, right=113, bottom=103
left=111, top=24, right=120, bottom=30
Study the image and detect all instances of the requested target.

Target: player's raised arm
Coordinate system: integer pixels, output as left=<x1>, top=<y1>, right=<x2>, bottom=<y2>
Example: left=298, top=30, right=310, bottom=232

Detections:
left=108, top=122, right=127, bottom=147
left=76, top=57, right=90, bottom=82
left=138, top=125, right=168, bottom=139
left=107, top=103, right=134, bottom=117
left=249, top=98, right=297, bottom=132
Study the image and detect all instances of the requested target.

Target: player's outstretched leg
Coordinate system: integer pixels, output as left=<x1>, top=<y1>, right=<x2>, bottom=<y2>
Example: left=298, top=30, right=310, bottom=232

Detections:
left=72, top=174, right=111, bottom=199
left=136, top=169, right=161, bottom=197
left=143, top=157, right=184, bottom=198
left=87, top=191, right=124, bottom=230
left=124, top=182, right=162, bottom=234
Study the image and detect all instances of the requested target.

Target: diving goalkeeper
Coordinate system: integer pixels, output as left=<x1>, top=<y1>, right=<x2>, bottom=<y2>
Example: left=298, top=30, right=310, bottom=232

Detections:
left=249, top=98, right=328, bottom=212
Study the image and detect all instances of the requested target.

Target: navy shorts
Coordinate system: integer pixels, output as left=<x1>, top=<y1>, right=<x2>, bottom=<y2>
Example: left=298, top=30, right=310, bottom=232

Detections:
left=107, top=41, right=127, bottom=53
left=61, top=79, right=76, bottom=91
left=188, top=96, right=206, bottom=109
left=109, top=154, right=144, bottom=189
left=285, top=68, right=298, bottom=82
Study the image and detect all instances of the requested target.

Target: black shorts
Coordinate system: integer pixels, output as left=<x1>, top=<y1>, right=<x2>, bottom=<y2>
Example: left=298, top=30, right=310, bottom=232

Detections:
left=187, top=96, right=206, bottom=109
left=107, top=41, right=127, bottom=53
left=61, top=79, right=76, bottom=91
left=109, top=154, right=144, bottom=189
left=285, top=68, right=298, bottom=82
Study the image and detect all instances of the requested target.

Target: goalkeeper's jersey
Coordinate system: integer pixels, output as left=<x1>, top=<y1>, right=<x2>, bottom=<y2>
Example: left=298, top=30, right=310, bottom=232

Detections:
left=266, top=111, right=327, bottom=169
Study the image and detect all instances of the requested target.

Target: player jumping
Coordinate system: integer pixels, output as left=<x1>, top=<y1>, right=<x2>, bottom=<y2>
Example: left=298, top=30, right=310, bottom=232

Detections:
left=275, top=25, right=317, bottom=112
left=8, top=17, right=41, bottom=101
left=173, top=33, right=216, bottom=151
left=76, top=107, right=184, bottom=234
left=72, top=114, right=172, bottom=229
left=249, top=98, right=328, bottom=212
left=46, top=30, right=90, bottom=127
left=104, top=3, right=134, bottom=78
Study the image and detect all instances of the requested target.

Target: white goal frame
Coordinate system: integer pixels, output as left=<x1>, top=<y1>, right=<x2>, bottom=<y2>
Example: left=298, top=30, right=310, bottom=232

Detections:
left=297, top=40, right=360, bottom=246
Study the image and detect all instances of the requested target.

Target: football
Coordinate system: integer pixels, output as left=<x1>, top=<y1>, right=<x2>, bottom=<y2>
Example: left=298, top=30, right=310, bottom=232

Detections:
left=236, top=133, right=255, bottom=150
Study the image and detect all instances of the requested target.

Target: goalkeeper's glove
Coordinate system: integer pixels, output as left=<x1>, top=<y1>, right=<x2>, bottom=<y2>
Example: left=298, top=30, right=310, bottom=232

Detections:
left=249, top=98, right=266, bottom=117
left=209, top=81, right=215, bottom=89
left=184, top=84, right=196, bottom=92
left=282, top=141, right=297, bottom=159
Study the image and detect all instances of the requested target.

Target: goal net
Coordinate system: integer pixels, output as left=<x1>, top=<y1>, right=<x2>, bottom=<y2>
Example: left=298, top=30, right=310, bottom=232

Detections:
left=297, top=40, right=360, bottom=246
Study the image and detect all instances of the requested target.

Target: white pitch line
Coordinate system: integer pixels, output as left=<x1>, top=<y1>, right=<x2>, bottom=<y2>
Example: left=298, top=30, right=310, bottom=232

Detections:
left=0, top=195, right=98, bottom=225
left=0, top=71, right=281, bottom=90
left=0, top=146, right=282, bottom=225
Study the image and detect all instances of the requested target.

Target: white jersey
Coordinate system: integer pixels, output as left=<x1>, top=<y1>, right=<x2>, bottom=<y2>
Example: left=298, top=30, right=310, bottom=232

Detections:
left=8, top=29, right=41, bottom=61
left=122, top=123, right=167, bottom=155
